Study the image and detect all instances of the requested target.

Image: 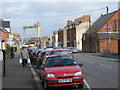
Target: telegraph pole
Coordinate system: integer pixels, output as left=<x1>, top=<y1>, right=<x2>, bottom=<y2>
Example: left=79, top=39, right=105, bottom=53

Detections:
left=106, top=6, right=109, bottom=57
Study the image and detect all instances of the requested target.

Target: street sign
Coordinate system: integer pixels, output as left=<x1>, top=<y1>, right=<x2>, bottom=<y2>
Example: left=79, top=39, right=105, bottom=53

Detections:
left=104, top=26, right=110, bottom=30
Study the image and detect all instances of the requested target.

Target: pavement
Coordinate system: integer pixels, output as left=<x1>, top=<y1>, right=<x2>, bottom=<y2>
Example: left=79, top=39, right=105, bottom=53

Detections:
left=1, top=51, right=38, bottom=90
left=0, top=61, right=2, bottom=90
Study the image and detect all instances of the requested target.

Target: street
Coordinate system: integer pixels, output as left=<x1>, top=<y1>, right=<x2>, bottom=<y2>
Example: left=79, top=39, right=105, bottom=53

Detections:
left=74, top=53, right=119, bottom=89
left=32, top=53, right=119, bottom=90
left=1, top=51, right=119, bottom=90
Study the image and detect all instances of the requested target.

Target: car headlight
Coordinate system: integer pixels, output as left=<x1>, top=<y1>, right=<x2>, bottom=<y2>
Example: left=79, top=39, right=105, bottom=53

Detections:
left=46, top=74, right=55, bottom=78
left=74, top=72, right=82, bottom=76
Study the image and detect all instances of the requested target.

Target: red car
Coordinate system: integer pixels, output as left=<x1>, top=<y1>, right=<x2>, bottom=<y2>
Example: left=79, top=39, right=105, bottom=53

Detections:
left=40, top=54, right=84, bottom=89
left=49, top=49, right=74, bottom=57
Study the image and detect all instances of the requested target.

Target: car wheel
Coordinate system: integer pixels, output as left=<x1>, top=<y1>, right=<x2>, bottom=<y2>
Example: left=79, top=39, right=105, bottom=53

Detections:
left=78, top=84, right=84, bottom=88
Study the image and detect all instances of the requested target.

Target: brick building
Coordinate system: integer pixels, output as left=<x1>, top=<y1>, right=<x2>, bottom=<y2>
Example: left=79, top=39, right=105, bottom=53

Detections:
left=67, top=23, right=76, bottom=47
left=58, top=29, right=63, bottom=47
left=82, top=9, right=120, bottom=55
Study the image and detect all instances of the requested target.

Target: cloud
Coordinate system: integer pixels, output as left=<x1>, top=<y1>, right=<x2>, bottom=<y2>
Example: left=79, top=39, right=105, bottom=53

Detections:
left=1, top=0, right=120, bottom=2
left=1, top=2, right=119, bottom=37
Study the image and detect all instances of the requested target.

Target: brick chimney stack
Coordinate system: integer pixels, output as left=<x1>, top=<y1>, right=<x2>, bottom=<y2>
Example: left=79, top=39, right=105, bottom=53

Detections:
left=67, top=20, right=72, bottom=25
left=83, top=15, right=91, bottom=22
left=74, top=15, right=91, bottom=22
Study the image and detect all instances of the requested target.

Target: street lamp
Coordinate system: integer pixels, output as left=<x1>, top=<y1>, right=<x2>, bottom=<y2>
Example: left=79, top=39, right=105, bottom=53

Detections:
left=106, top=6, right=109, bottom=57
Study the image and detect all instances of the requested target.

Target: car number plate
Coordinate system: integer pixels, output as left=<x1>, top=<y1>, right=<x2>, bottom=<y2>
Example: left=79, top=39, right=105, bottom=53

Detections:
left=58, top=79, right=72, bottom=83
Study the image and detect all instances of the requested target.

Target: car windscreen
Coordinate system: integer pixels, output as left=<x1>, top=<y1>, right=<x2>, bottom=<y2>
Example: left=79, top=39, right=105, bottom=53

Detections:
left=45, top=56, right=77, bottom=67
left=51, top=51, right=71, bottom=55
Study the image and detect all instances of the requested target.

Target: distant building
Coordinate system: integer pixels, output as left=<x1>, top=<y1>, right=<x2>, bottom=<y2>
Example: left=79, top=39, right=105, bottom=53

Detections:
left=0, top=19, right=11, bottom=33
left=75, top=15, right=92, bottom=51
left=40, top=36, right=49, bottom=48
left=58, top=29, right=63, bottom=47
left=63, top=15, right=91, bottom=51
left=53, top=31, right=58, bottom=47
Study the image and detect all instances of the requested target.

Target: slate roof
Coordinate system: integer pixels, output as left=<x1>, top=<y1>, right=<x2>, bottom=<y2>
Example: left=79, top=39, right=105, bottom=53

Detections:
left=85, top=10, right=118, bottom=34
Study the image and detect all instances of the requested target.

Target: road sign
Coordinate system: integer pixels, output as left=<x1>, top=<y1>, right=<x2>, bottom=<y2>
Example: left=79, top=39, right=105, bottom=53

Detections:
left=104, top=26, right=110, bottom=30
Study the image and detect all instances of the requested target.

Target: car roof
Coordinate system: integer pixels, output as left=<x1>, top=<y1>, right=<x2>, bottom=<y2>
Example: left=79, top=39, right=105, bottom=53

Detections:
left=51, top=49, right=71, bottom=52
left=41, top=49, right=51, bottom=52
left=46, top=54, right=72, bottom=58
left=37, top=49, right=44, bottom=52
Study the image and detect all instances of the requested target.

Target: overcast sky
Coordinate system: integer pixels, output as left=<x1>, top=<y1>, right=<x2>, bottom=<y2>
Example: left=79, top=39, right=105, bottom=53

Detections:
left=1, top=0, right=119, bottom=38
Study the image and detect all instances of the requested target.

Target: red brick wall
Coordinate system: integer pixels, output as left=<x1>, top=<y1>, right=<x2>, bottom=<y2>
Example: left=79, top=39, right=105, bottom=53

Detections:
left=98, top=10, right=120, bottom=53
left=0, top=30, right=8, bottom=42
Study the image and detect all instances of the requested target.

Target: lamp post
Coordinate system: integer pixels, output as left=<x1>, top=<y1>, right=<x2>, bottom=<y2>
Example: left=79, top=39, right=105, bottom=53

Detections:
left=106, top=6, right=109, bottom=57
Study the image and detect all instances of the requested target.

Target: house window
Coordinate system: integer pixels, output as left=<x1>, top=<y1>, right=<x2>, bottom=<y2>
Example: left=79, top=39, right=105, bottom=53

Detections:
left=113, top=20, right=117, bottom=31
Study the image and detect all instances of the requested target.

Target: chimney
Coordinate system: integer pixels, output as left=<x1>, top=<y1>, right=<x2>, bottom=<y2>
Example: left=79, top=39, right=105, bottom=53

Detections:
left=67, top=20, right=72, bottom=25
left=83, top=15, right=91, bottom=22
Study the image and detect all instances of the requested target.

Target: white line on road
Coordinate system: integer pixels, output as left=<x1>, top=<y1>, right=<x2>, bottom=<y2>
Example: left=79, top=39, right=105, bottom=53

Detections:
left=100, top=64, right=110, bottom=68
left=83, top=79, right=91, bottom=90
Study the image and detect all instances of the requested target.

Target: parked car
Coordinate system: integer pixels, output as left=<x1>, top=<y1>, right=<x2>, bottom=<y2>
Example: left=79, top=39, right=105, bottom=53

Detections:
left=34, top=49, right=44, bottom=65
left=45, top=46, right=53, bottom=50
left=40, top=54, right=84, bottom=89
left=36, top=50, right=50, bottom=68
left=66, top=47, right=79, bottom=53
left=52, top=47, right=61, bottom=50
left=29, top=49, right=37, bottom=64
left=49, top=49, right=74, bottom=57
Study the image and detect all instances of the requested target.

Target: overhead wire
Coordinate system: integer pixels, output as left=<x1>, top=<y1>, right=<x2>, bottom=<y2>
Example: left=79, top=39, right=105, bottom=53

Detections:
left=24, top=6, right=107, bottom=37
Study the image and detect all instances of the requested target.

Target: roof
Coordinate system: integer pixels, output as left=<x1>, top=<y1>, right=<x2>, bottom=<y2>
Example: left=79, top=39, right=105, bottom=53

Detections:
left=51, top=49, right=71, bottom=52
left=85, top=10, right=118, bottom=34
left=47, top=54, right=72, bottom=58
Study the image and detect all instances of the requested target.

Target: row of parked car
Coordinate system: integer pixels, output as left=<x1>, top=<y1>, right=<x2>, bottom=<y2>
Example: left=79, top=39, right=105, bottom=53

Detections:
left=27, top=47, right=84, bottom=90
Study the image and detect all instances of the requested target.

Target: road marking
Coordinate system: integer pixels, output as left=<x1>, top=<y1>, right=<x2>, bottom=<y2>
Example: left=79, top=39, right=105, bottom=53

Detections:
left=100, top=64, right=110, bottom=68
left=83, top=79, right=91, bottom=90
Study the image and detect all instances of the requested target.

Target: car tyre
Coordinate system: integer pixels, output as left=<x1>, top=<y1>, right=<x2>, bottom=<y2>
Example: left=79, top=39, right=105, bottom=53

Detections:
left=78, top=84, right=84, bottom=88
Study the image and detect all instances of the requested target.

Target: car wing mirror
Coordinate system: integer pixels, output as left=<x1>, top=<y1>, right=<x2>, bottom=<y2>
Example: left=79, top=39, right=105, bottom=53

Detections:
left=79, top=63, right=83, bottom=67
